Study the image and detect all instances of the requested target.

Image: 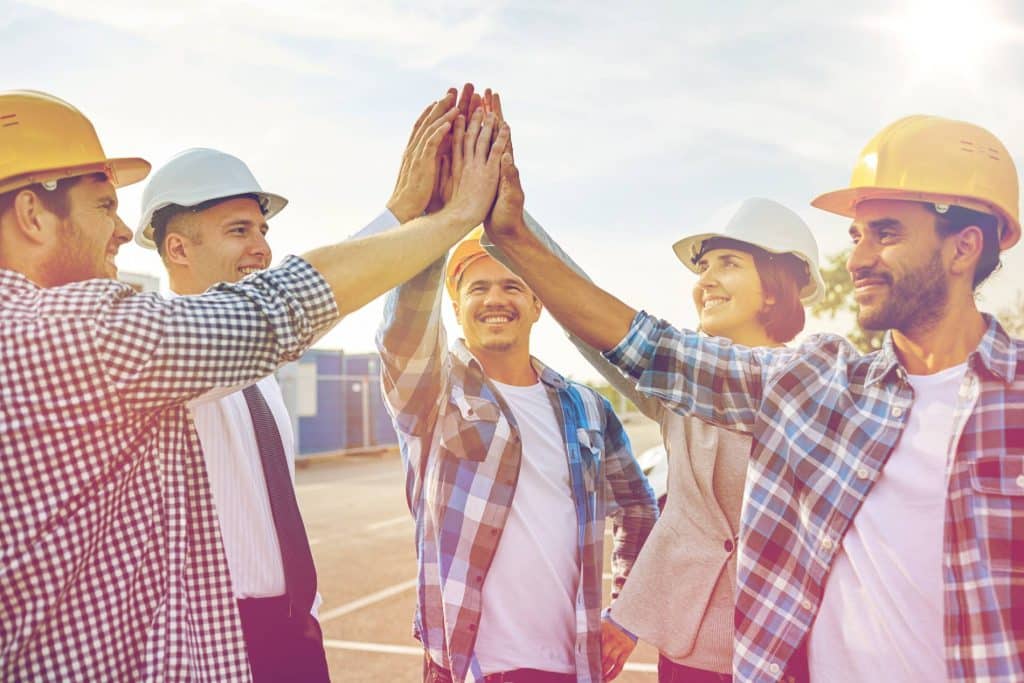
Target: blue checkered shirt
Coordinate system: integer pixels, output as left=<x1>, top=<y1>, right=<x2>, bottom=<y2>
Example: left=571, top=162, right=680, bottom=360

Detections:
left=0, top=256, right=338, bottom=682
left=377, top=259, right=657, bottom=683
left=605, top=310, right=1024, bottom=683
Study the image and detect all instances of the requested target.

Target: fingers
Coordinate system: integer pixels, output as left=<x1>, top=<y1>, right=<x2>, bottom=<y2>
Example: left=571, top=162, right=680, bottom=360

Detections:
left=419, top=114, right=453, bottom=161
left=491, top=92, right=503, bottom=123
left=408, top=92, right=456, bottom=154
left=456, top=82, right=474, bottom=121
left=405, top=100, right=435, bottom=148
left=487, top=123, right=511, bottom=170
left=475, top=112, right=497, bottom=160
left=450, top=114, right=466, bottom=188
left=463, top=108, right=485, bottom=167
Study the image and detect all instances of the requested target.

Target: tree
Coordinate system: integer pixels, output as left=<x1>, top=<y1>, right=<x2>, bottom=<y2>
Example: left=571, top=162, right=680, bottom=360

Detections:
left=810, top=248, right=884, bottom=353
left=997, top=290, right=1024, bottom=336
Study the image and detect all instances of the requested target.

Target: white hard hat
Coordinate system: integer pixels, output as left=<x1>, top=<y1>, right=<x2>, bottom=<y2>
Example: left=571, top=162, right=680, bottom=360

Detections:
left=135, top=147, right=287, bottom=249
left=672, top=197, right=825, bottom=305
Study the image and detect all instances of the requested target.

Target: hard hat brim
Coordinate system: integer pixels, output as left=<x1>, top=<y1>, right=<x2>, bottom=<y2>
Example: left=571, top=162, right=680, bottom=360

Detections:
left=135, top=190, right=288, bottom=250
left=0, top=156, right=150, bottom=196
left=672, top=232, right=825, bottom=305
left=812, top=186, right=1021, bottom=251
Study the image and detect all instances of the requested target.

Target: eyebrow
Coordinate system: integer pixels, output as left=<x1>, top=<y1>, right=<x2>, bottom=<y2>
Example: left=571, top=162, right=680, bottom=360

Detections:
left=697, top=250, right=747, bottom=265
left=849, top=218, right=904, bottom=238
left=465, top=278, right=526, bottom=288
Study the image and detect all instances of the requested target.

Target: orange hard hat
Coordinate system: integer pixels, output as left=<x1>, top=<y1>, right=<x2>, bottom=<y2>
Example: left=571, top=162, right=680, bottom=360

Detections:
left=445, top=227, right=491, bottom=299
left=0, top=90, right=149, bottom=195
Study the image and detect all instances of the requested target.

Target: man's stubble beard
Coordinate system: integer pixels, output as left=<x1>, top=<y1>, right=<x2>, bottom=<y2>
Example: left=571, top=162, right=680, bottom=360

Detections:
left=858, top=249, right=948, bottom=336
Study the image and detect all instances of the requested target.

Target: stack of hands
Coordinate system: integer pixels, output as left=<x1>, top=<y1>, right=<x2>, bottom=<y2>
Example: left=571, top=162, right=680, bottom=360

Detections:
left=386, top=83, right=530, bottom=251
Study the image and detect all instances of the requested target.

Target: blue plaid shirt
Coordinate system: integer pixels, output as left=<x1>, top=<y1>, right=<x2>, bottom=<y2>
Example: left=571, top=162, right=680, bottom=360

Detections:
left=377, top=259, right=657, bottom=683
left=606, top=310, right=1023, bottom=683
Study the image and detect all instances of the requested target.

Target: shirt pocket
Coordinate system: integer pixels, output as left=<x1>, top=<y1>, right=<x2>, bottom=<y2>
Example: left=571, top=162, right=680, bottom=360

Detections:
left=438, top=393, right=502, bottom=463
left=968, top=454, right=1024, bottom=575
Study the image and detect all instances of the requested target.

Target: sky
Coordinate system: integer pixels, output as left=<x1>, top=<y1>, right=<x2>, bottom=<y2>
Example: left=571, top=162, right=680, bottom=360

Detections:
left=6, top=0, right=1024, bottom=381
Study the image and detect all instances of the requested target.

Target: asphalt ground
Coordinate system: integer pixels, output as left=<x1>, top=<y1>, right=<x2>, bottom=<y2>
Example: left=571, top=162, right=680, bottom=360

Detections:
left=296, top=415, right=664, bottom=682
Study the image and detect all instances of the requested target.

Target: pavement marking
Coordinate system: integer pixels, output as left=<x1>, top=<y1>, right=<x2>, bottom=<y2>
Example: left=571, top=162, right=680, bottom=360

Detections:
left=321, top=640, right=658, bottom=672
left=318, top=578, right=418, bottom=623
left=323, top=640, right=421, bottom=656
left=367, top=515, right=411, bottom=531
left=296, top=482, right=337, bottom=493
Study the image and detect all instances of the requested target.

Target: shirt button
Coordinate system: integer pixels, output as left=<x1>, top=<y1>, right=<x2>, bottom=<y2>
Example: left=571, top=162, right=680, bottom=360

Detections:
left=821, top=537, right=834, bottom=551
left=801, top=599, right=812, bottom=610
left=1016, top=474, right=1024, bottom=489
left=891, top=406, right=903, bottom=418
left=856, top=467, right=870, bottom=480
left=724, top=539, right=735, bottom=553
left=769, top=662, right=781, bottom=675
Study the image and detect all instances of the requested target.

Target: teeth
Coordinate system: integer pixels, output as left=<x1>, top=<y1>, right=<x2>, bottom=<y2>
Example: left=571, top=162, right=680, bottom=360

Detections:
left=703, top=298, right=727, bottom=310
left=481, top=315, right=511, bottom=323
left=238, top=267, right=260, bottom=275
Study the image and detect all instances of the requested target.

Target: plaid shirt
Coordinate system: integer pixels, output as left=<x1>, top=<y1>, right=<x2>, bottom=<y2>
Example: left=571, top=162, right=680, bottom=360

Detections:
left=376, top=259, right=657, bottom=683
left=606, top=310, right=1024, bottom=683
left=0, top=256, right=337, bottom=682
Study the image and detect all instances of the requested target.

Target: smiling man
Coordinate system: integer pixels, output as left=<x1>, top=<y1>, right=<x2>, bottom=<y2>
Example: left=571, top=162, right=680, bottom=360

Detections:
left=134, top=147, right=337, bottom=682
left=376, top=226, right=657, bottom=683
left=485, top=114, right=1023, bottom=683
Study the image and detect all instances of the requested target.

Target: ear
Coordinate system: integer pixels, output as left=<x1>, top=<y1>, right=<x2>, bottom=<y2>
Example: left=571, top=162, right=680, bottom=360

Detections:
left=529, top=294, right=543, bottom=322
left=10, top=189, right=57, bottom=246
left=451, top=297, right=462, bottom=325
left=164, top=232, right=192, bottom=267
left=947, top=225, right=984, bottom=278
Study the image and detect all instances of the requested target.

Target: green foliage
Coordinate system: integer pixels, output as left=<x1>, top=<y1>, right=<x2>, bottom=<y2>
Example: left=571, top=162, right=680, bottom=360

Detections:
left=997, top=290, right=1024, bottom=337
left=810, top=249, right=884, bottom=353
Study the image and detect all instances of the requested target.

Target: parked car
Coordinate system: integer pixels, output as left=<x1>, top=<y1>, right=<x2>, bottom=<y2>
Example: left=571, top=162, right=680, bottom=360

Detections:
left=635, top=444, right=667, bottom=510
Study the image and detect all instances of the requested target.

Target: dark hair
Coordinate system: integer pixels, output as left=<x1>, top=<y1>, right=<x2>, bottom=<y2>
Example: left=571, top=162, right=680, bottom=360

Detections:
left=930, top=204, right=1001, bottom=289
left=151, top=193, right=259, bottom=257
left=697, top=237, right=809, bottom=343
left=0, top=173, right=105, bottom=220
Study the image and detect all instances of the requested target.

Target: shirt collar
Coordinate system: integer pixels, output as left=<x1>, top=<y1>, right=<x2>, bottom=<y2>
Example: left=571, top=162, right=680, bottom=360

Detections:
left=451, top=338, right=569, bottom=391
left=0, top=267, right=38, bottom=291
left=865, top=313, right=1017, bottom=387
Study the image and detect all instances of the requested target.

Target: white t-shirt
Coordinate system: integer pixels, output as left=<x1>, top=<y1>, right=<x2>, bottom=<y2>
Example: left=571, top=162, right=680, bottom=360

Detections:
left=474, top=380, right=579, bottom=675
left=808, top=362, right=968, bottom=682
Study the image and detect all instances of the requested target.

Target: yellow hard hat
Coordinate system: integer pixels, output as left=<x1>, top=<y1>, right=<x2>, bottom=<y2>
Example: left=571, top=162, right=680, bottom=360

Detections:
left=0, top=90, right=150, bottom=195
left=812, top=115, right=1020, bottom=250
left=445, top=226, right=490, bottom=299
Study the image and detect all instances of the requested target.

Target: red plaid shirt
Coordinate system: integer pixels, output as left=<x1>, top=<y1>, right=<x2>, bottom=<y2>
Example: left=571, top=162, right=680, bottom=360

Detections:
left=0, top=257, right=337, bottom=682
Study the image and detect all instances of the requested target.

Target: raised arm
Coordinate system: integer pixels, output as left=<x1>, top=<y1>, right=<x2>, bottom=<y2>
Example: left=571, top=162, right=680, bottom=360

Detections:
left=484, top=159, right=635, bottom=352
left=483, top=210, right=663, bottom=421
left=485, top=153, right=781, bottom=432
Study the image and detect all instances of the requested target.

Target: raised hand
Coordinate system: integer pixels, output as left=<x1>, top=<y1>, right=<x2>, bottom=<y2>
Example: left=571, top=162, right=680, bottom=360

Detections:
left=387, top=90, right=457, bottom=223
left=484, top=141, right=527, bottom=241
left=444, top=107, right=509, bottom=229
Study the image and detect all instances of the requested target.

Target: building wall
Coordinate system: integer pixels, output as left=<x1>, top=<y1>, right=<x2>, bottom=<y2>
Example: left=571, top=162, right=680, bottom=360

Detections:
left=278, top=349, right=398, bottom=457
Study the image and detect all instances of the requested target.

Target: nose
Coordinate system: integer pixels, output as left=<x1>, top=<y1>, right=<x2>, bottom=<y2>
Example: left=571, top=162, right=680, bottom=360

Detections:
left=249, top=232, right=272, bottom=265
left=696, top=264, right=719, bottom=290
left=113, top=213, right=132, bottom=245
left=482, top=284, right=507, bottom=307
left=846, top=234, right=877, bottom=277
